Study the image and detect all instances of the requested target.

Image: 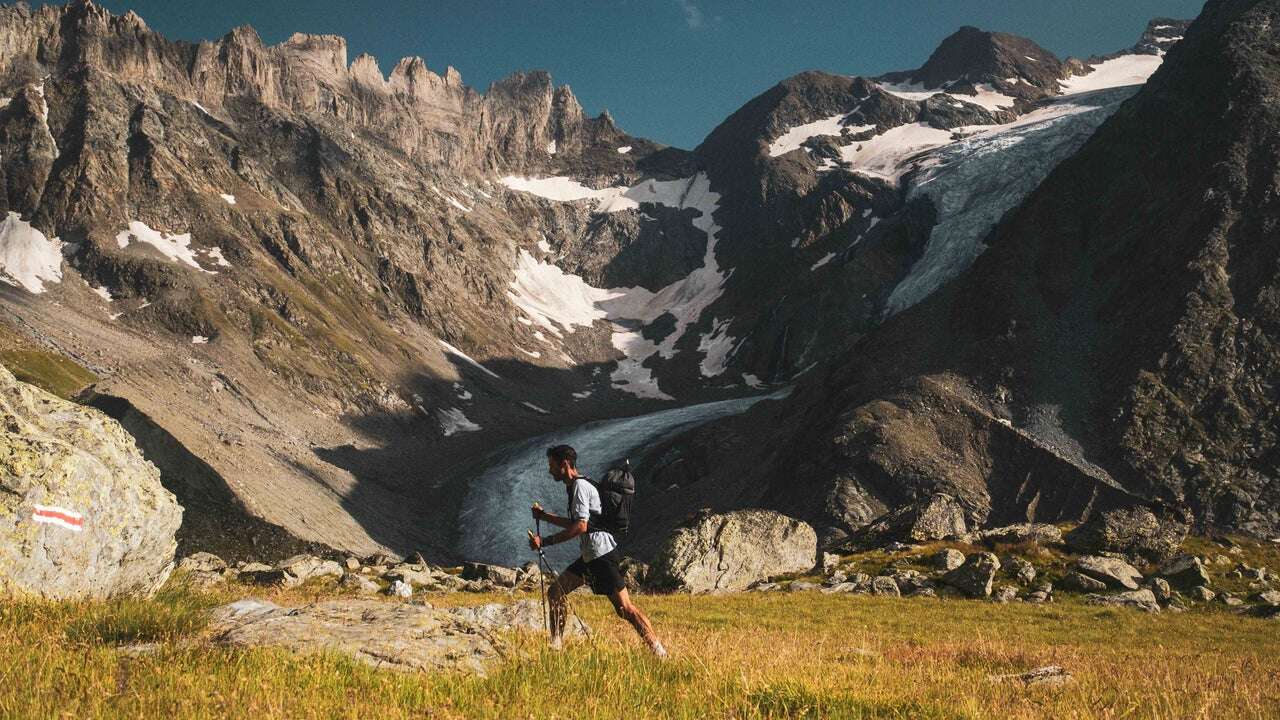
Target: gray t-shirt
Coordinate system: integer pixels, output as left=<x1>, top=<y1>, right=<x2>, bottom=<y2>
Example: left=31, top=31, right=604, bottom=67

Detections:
left=569, top=478, right=617, bottom=562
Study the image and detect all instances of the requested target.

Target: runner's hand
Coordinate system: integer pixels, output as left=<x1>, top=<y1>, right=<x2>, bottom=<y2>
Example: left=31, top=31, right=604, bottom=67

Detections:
left=528, top=534, right=543, bottom=551
left=531, top=504, right=547, bottom=521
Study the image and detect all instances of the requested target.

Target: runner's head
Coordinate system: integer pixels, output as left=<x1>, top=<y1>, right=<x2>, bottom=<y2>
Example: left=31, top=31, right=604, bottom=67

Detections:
left=546, top=444, right=577, bottom=482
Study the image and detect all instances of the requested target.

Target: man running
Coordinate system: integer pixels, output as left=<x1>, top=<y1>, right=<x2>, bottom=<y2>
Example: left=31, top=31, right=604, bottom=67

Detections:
left=528, top=444, right=667, bottom=657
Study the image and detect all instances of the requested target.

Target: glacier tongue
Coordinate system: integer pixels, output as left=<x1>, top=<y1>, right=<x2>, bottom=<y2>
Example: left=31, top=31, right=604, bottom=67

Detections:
left=882, top=84, right=1148, bottom=317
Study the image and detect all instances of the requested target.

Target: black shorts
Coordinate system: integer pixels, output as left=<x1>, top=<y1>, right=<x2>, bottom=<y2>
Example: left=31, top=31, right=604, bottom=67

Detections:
left=565, top=548, right=626, bottom=596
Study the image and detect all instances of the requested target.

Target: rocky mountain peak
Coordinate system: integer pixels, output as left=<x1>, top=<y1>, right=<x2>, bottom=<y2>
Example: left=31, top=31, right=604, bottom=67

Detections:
left=1133, top=17, right=1193, bottom=55
left=899, top=25, right=1066, bottom=92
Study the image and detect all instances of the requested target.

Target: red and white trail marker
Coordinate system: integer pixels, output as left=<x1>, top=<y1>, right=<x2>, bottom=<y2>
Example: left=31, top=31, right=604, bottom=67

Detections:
left=32, top=504, right=85, bottom=532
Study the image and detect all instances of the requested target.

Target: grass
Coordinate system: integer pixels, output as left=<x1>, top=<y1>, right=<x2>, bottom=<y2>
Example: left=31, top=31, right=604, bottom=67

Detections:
left=0, top=319, right=99, bottom=399
left=1, top=575, right=1277, bottom=719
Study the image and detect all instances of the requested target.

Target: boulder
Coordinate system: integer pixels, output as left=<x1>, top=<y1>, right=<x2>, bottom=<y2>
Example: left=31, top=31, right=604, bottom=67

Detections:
left=1003, top=556, right=1037, bottom=585
left=989, top=666, right=1072, bottom=687
left=344, top=556, right=361, bottom=571
left=1155, top=555, right=1212, bottom=589
left=178, top=552, right=227, bottom=574
left=387, top=579, right=412, bottom=598
left=0, top=365, right=183, bottom=600
left=209, top=599, right=562, bottom=674
left=1064, top=507, right=1187, bottom=563
left=650, top=510, right=817, bottom=592
left=993, top=585, right=1019, bottom=603
left=844, top=494, right=967, bottom=547
left=870, top=576, right=900, bottom=597
left=383, top=564, right=438, bottom=588
left=1218, top=593, right=1243, bottom=607
left=1072, top=556, right=1143, bottom=590
left=887, top=569, right=931, bottom=594
left=339, top=573, right=380, bottom=594
left=461, top=562, right=520, bottom=588
left=931, top=548, right=966, bottom=572
left=618, top=557, right=651, bottom=592
left=1085, top=588, right=1162, bottom=613
left=964, top=524, right=1063, bottom=546
left=276, top=554, right=344, bottom=583
left=1188, top=585, right=1216, bottom=602
left=940, top=552, right=1001, bottom=598
left=449, top=600, right=587, bottom=636
left=1060, top=571, right=1107, bottom=592
left=1148, top=578, right=1172, bottom=605
left=1255, top=590, right=1280, bottom=607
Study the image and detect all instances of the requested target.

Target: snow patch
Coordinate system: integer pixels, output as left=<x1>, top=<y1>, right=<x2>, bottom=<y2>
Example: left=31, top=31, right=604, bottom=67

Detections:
left=697, top=318, right=737, bottom=378
left=91, top=285, right=113, bottom=302
left=437, top=407, right=481, bottom=436
left=439, top=339, right=501, bottom=379
left=546, top=140, right=557, bottom=155
left=742, top=374, right=764, bottom=389
left=768, top=113, right=875, bottom=157
left=0, top=212, right=62, bottom=294
left=204, top=247, right=232, bottom=268
left=191, top=336, right=209, bottom=344
left=219, top=193, right=236, bottom=205
left=453, top=383, right=472, bottom=401
left=503, top=173, right=728, bottom=400
left=810, top=252, right=836, bottom=270
left=617, top=146, right=632, bottom=154
left=1060, top=54, right=1163, bottom=96
left=115, top=221, right=217, bottom=274
left=521, top=401, right=550, bottom=415
left=572, top=390, right=592, bottom=400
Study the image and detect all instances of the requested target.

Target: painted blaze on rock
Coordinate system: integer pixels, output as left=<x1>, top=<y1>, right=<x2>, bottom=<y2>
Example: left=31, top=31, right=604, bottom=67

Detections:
left=0, top=365, right=182, bottom=599
left=650, top=509, right=817, bottom=592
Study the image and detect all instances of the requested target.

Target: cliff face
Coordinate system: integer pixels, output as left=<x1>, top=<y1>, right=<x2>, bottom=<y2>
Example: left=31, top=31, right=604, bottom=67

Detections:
left=0, top=1, right=624, bottom=170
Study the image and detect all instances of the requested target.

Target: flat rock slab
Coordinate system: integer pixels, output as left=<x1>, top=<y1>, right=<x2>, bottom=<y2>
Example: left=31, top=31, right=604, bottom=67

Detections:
left=209, top=598, right=573, bottom=674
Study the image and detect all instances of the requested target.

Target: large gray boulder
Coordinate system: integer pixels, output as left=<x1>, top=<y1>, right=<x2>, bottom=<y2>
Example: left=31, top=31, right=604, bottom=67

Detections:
left=1064, top=507, right=1187, bottom=563
left=1073, top=555, right=1143, bottom=590
left=940, top=552, right=1001, bottom=598
left=650, top=509, right=817, bottom=592
left=0, top=365, right=182, bottom=599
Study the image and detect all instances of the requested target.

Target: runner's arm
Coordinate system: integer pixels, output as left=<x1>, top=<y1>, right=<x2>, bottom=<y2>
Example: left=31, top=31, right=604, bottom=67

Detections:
left=541, top=519, right=588, bottom=547
left=532, top=505, right=573, bottom=528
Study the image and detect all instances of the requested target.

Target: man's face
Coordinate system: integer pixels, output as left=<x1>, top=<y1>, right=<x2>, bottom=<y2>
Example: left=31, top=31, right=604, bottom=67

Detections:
left=547, top=457, right=567, bottom=481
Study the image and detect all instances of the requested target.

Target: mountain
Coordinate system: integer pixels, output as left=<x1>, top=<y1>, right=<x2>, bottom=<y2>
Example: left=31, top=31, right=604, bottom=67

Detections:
left=0, top=0, right=1229, bottom=562
left=633, top=0, right=1279, bottom=552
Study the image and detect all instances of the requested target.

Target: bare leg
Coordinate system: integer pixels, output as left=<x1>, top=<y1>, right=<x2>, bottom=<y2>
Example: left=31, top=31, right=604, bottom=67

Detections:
left=548, top=571, right=584, bottom=645
left=608, top=588, right=665, bottom=656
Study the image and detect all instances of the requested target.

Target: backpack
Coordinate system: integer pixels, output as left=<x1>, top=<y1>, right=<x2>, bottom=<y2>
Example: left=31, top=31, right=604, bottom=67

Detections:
left=570, top=461, right=636, bottom=536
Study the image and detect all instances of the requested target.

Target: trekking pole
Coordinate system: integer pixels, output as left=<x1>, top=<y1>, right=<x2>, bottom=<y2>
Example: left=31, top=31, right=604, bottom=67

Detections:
left=533, top=513, right=549, bottom=635
left=528, top=526, right=591, bottom=639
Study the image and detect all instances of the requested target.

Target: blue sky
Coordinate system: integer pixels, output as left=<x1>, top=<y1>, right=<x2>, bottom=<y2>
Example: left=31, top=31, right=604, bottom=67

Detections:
left=61, top=1, right=1205, bottom=149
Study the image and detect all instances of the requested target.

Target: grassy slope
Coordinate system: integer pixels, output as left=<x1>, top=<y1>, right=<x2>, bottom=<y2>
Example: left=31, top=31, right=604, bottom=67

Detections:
left=0, top=321, right=97, bottom=399
left=1, top=576, right=1277, bottom=720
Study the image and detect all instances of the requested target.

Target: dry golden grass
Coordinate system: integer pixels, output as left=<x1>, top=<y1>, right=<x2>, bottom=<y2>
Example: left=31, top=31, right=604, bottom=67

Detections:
left=1, top=576, right=1277, bottom=720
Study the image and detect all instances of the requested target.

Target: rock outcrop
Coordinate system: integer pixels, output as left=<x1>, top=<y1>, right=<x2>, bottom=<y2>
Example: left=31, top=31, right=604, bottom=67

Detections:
left=1064, top=507, right=1187, bottom=563
left=650, top=509, right=817, bottom=592
left=0, top=365, right=182, bottom=599
left=209, top=598, right=572, bottom=674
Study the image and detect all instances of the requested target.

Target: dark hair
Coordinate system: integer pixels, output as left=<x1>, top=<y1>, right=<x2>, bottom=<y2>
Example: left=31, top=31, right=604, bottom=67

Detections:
left=546, top=444, right=577, bottom=468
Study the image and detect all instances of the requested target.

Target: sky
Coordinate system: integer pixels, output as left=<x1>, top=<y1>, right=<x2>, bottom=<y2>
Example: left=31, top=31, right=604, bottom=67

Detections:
left=48, top=0, right=1206, bottom=149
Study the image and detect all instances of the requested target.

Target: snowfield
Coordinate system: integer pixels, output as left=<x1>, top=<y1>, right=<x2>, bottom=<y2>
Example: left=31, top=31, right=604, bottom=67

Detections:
left=503, top=173, right=729, bottom=400
left=0, top=212, right=62, bottom=294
